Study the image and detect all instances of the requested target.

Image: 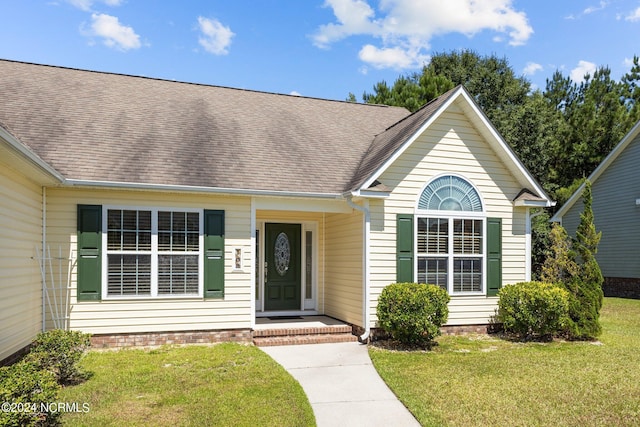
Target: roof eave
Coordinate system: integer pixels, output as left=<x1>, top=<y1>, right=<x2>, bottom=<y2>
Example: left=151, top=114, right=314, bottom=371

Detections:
left=514, top=199, right=555, bottom=208
left=346, top=189, right=391, bottom=199
left=552, top=119, right=640, bottom=221
left=0, top=126, right=65, bottom=183
left=64, top=178, right=345, bottom=199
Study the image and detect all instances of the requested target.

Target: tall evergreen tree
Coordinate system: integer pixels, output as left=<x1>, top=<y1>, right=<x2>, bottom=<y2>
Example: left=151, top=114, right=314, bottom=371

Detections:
left=566, top=180, right=604, bottom=338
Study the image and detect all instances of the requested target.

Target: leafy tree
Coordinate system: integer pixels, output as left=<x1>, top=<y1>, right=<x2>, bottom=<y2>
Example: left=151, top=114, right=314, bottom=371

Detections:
left=362, top=71, right=454, bottom=112
left=498, top=91, right=567, bottom=191
left=427, top=49, right=530, bottom=119
left=531, top=211, right=552, bottom=281
left=540, top=222, right=579, bottom=284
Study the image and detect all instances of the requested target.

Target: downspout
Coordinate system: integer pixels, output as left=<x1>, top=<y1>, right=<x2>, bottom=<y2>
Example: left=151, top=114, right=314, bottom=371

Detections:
left=526, top=208, right=546, bottom=282
left=42, top=187, right=47, bottom=331
left=346, top=196, right=371, bottom=343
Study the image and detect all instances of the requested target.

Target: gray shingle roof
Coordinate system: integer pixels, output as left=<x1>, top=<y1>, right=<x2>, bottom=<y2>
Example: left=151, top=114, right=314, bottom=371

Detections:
left=349, top=87, right=458, bottom=190
left=0, top=59, right=412, bottom=195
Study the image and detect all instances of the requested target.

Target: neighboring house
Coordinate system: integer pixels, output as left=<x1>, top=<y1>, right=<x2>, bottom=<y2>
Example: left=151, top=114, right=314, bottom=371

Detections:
left=552, top=120, right=640, bottom=298
left=0, top=59, right=551, bottom=361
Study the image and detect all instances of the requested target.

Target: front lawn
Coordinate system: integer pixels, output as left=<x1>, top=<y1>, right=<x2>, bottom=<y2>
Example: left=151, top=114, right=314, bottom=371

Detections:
left=59, top=343, right=315, bottom=426
left=370, top=297, right=640, bottom=426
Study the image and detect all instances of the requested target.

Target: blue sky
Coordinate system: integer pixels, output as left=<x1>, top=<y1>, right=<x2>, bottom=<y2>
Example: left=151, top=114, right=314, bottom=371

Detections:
left=1, top=0, right=639, bottom=101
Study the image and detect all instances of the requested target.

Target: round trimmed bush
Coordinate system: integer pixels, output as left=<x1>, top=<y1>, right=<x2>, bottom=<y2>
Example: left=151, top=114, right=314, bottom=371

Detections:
left=497, top=281, right=570, bottom=340
left=377, top=282, right=450, bottom=345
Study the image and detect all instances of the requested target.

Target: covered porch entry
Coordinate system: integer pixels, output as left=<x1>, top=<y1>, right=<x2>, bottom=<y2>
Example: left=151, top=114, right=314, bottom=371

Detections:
left=252, top=198, right=366, bottom=332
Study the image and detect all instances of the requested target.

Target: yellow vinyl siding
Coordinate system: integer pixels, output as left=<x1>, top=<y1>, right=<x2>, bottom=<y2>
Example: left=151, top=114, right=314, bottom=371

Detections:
left=324, top=210, right=363, bottom=326
left=369, top=103, right=527, bottom=326
left=46, top=188, right=253, bottom=335
left=0, top=165, right=43, bottom=361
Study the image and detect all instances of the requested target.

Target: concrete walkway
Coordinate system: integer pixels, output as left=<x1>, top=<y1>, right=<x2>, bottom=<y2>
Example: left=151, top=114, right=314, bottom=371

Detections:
left=261, top=342, right=420, bottom=427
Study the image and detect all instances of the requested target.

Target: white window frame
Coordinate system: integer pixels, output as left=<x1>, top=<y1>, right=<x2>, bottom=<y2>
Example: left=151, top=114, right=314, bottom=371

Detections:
left=415, top=174, right=486, bottom=296
left=101, top=206, right=204, bottom=300
left=415, top=212, right=486, bottom=296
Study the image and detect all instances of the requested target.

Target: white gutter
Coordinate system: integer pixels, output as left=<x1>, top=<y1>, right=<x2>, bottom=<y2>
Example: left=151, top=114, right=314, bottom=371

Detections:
left=42, top=187, right=47, bottom=331
left=65, top=178, right=343, bottom=200
left=346, top=197, right=371, bottom=343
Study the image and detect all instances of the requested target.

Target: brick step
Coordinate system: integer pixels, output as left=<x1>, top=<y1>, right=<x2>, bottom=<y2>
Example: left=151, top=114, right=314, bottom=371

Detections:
left=253, top=324, right=352, bottom=338
left=253, top=332, right=357, bottom=347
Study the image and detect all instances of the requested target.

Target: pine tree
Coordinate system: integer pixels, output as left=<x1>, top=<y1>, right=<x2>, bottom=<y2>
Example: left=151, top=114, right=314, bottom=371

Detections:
left=568, top=180, right=604, bottom=338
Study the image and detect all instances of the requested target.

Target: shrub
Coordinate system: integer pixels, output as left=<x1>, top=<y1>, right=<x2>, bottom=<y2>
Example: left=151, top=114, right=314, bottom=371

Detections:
left=25, top=330, right=91, bottom=385
left=377, top=282, right=450, bottom=346
left=497, top=281, right=570, bottom=340
left=560, top=278, right=603, bottom=340
left=0, top=361, right=60, bottom=426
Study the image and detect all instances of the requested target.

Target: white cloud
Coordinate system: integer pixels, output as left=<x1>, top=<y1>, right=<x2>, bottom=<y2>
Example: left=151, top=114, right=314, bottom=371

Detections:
left=87, top=13, right=141, bottom=50
left=197, top=17, right=234, bottom=55
left=359, top=44, right=429, bottom=69
left=584, top=1, right=608, bottom=15
left=523, top=62, right=543, bottom=76
left=625, top=7, right=640, bottom=21
left=570, top=60, right=597, bottom=82
left=290, top=91, right=302, bottom=96
left=313, top=0, right=533, bottom=70
left=67, top=0, right=123, bottom=11
left=313, top=0, right=379, bottom=48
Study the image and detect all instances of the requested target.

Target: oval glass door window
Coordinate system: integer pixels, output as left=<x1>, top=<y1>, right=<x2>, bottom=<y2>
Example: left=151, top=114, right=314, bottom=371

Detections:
left=274, top=232, right=291, bottom=276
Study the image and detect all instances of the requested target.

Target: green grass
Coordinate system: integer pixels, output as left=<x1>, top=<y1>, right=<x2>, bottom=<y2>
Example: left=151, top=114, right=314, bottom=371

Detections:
left=59, top=343, right=315, bottom=427
left=369, top=297, right=640, bottom=426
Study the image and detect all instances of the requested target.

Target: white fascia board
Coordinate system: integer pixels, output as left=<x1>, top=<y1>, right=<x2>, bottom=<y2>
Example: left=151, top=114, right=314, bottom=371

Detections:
left=347, top=189, right=390, bottom=199
left=552, top=119, right=640, bottom=221
left=359, top=87, right=463, bottom=191
left=514, top=199, right=555, bottom=208
left=64, top=178, right=344, bottom=200
left=0, top=127, right=65, bottom=183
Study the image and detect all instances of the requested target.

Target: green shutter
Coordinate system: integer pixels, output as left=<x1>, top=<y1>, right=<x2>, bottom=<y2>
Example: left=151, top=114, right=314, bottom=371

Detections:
left=77, top=205, right=102, bottom=301
left=396, top=214, right=414, bottom=283
left=204, top=210, right=225, bottom=298
left=486, top=217, right=502, bottom=296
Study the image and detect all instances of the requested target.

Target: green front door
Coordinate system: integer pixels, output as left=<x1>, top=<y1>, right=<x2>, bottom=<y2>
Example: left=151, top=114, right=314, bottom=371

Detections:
left=265, top=223, right=301, bottom=311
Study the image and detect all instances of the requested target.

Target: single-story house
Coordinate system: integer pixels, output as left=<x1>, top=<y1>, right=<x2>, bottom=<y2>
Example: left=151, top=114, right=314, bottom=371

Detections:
left=551, top=119, right=640, bottom=298
left=0, top=59, right=551, bottom=361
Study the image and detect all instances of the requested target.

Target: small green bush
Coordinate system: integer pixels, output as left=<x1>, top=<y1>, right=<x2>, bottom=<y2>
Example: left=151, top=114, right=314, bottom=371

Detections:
left=25, top=330, right=91, bottom=385
left=0, top=361, right=60, bottom=426
left=377, top=282, right=450, bottom=346
left=497, top=281, right=570, bottom=340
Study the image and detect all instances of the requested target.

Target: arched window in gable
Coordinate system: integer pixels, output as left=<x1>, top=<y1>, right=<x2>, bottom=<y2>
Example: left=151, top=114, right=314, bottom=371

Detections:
left=418, top=175, right=483, bottom=212
left=415, top=175, right=486, bottom=294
